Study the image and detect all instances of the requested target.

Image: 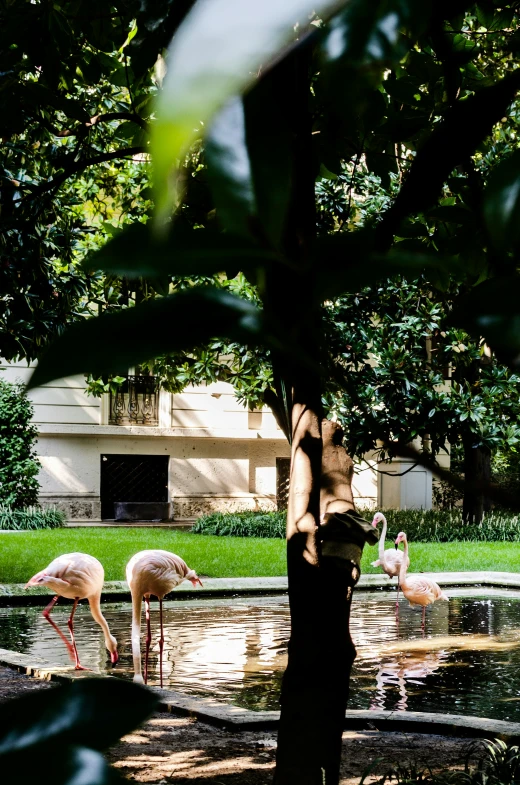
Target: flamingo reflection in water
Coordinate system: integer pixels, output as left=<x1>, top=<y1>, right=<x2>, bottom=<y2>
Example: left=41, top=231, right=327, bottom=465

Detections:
left=369, top=649, right=447, bottom=711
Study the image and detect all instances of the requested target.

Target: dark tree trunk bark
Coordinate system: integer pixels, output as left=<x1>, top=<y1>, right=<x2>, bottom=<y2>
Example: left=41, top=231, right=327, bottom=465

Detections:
left=462, top=435, right=491, bottom=525
left=275, top=417, right=370, bottom=785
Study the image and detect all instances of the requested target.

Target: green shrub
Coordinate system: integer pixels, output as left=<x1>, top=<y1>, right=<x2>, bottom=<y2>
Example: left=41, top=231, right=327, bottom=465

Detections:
left=0, top=505, right=66, bottom=530
left=0, top=379, right=39, bottom=508
left=193, top=508, right=520, bottom=542
left=192, top=510, right=286, bottom=538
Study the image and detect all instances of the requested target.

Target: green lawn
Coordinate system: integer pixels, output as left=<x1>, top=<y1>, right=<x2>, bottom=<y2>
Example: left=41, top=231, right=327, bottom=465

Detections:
left=0, top=529, right=519, bottom=584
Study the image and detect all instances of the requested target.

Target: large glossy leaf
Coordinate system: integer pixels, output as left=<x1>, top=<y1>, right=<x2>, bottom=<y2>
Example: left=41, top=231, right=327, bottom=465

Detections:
left=152, top=0, right=344, bottom=220
left=4, top=743, right=123, bottom=785
left=27, top=287, right=305, bottom=389
left=483, top=149, right=520, bottom=253
left=205, top=98, right=256, bottom=237
left=321, top=0, right=429, bottom=68
left=0, top=679, right=157, bottom=754
left=82, top=221, right=280, bottom=278
left=243, top=64, right=293, bottom=247
left=451, top=276, right=520, bottom=366
left=205, top=66, right=293, bottom=246
left=376, top=71, right=520, bottom=248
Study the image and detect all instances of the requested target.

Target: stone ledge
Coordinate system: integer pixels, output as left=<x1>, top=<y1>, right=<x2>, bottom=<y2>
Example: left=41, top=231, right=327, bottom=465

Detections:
left=0, top=646, right=518, bottom=739
left=3, top=572, right=520, bottom=605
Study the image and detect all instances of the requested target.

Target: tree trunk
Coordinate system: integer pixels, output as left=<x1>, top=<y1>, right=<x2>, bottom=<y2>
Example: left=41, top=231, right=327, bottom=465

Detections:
left=274, top=418, right=378, bottom=785
left=462, top=435, right=491, bottom=525
left=265, top=43, right=378, bottom=785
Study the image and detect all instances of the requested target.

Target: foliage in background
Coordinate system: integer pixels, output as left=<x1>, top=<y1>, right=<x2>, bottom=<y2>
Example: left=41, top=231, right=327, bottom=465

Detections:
left=0, top=506, right=65, bottom=531
left=0, top=0, right=155, bottom=362
left=0, top=677, right=157, bottom=785
left=0, top=380, right=39, bottom=508
left=364, top=739, right=520, bottom=785
left=192, top=511, right=286, bottom=538
left=193, top=508, right=520, bottom=543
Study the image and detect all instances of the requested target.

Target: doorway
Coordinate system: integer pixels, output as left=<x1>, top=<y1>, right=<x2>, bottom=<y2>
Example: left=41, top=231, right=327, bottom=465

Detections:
left=100, top=454, right=169, bottom=520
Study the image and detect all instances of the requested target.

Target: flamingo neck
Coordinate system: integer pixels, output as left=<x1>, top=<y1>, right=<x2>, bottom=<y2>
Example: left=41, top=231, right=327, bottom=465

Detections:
left=378, top=515, right=388, bottom=560
left=88, top=595, right=117, bottom=653
left=398, top=537, right=409, bottom=586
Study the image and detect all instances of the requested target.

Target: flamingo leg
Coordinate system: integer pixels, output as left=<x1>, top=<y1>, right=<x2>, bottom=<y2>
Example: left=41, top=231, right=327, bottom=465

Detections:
left=144, top=596, right=151, bottom=685
left=42, top=595, right=75, bottom=663
left=421, top=605, right=426, bottom=635
left=396, top=581, right=400, bottom=611
left=67, top=598, right=89, bottom=671
left=159, top=598, right=164, bottom=689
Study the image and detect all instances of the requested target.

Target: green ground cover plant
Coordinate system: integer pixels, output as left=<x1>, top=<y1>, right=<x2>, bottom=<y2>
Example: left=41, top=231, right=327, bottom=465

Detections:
left=0, top=529, right=518, bottom=584
left=0, top=506, right=65, bottom=530
left=194, top=509, right=520, bottom=542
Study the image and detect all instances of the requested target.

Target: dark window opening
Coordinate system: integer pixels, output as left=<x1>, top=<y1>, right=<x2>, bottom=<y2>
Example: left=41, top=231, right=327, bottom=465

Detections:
left=276, top=458, right=291, bottom=511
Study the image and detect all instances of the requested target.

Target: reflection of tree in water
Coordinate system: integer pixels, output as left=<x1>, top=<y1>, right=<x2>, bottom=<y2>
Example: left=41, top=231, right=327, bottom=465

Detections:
left=0, top=609, right=36, bottom=653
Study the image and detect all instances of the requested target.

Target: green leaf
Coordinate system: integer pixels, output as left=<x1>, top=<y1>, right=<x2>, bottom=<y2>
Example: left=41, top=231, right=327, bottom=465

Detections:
left=321, top=0, right=429, bottom=68
left=451, top=276, right=520, bottom=367
left=3, top=743, right=123, bottom=784
left=243, top=63, right=293, bottom=247
left=27, top=287, right=309, bottom=389
left=483, top=149, right=520, bottom=253
left=152, top=0, right=343, bottom=221
left=82, top=222, right=280, bottom=278
left=0, top=679, right=158, bottom=754
left=205, top=98, right=256, bottom=237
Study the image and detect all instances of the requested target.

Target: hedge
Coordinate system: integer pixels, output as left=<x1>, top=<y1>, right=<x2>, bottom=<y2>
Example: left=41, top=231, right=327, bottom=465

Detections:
left=192, top=508, right=520, bottom=542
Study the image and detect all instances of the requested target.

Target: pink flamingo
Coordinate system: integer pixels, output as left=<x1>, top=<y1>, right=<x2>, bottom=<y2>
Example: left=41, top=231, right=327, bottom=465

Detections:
left=126, top=550, right=203, bottom=686
left=371, top=512, right=410, bottom=606
left=394, top=531, right=448, bottom=627
left=25, top=552, right=118, bottom=670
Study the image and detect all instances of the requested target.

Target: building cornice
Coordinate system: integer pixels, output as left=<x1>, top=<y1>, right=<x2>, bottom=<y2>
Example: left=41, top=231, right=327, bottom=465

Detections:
left=36, top=423, right=287, bottom=440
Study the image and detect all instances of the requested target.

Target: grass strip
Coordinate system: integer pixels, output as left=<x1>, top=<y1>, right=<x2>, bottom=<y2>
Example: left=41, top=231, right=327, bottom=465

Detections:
left=0, top=529, right=519, bottom=583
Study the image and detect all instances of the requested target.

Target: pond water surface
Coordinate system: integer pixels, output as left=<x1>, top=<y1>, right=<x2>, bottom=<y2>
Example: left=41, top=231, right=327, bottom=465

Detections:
left=2, top=589, right=520, bottom=720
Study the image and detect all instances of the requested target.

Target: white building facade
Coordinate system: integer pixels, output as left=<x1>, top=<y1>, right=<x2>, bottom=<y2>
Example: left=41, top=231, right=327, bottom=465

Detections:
left=3, top=360, right=432, bottom=520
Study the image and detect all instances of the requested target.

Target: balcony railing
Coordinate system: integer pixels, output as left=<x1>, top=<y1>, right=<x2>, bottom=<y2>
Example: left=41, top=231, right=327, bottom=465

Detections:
left=109, top=376, right=159, bottom=426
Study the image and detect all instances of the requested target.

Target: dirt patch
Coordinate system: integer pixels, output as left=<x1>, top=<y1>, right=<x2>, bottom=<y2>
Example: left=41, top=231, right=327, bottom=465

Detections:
left=0, top=666, right=481, bottom=785
left=108, top=714, right=478, bottom=785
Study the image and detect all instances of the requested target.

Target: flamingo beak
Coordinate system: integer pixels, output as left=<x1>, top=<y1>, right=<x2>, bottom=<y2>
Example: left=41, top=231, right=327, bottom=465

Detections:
left=191, top=577, right=203, bottom=587
left=395, top=543, right=399, bottom=550
left=110, top=650, right=119, bottom=666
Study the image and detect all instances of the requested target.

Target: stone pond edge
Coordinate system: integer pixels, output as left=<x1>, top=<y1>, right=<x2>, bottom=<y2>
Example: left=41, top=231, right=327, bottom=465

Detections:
left=4, top=571, right=520, bottom=605
left=0, top=646, right=518, bottom=739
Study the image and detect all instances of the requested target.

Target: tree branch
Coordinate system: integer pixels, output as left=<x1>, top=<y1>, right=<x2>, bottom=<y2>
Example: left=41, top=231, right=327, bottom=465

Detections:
left=16, top=146, right=148, bottom=202
left=392, top=443, right=520, bottom=512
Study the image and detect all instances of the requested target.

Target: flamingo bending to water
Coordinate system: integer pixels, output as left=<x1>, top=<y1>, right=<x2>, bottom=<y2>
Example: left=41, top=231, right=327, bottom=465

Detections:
left=395, top=531, right=448, bottom=626
left=25, top=552, right=118, bottom=670
left=126, top=550, right=202, bottom=686
left=371, top=512, right=410, bottom=605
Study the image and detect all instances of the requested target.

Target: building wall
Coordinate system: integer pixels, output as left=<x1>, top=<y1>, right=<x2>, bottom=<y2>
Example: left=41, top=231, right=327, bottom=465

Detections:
left=37, top=434, right=290, bottom=519
left=4, top=359, right=434, bottom=518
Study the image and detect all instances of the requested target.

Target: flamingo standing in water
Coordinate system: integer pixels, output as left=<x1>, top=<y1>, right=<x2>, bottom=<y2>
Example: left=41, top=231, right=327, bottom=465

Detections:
left=394, top=531, right=448, bottom=627
left=126, top=550, right=203, bottom=686
left=25, top=552, right=118, bottom=670
left=371, top=512, right=410, bottom=606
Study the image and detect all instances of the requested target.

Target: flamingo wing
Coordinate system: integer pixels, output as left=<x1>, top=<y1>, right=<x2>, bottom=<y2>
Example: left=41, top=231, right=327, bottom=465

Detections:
left=403, top=576, right=447, bottom=606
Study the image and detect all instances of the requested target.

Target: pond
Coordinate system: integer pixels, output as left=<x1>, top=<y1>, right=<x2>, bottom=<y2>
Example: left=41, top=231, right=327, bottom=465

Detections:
left=1, top=589, right=520, bottom=721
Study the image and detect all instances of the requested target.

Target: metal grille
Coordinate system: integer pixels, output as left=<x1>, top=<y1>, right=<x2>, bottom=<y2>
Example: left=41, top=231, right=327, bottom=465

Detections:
left=276, top=458, right=291, bottom=511
left=109, top=375, right=159, bottom=426
left=100, top=454, right=169, bottom=520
